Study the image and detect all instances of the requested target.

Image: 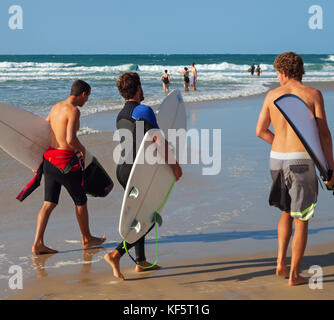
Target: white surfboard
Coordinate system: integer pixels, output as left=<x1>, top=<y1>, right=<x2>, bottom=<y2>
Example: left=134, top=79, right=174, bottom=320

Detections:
left=119, top=90, right=187, bottom=244
left=274, top=94, right=330, bottom=182
left=157, top=89, right=186, bottom=136
left=0, top=103, right=113, bottom=197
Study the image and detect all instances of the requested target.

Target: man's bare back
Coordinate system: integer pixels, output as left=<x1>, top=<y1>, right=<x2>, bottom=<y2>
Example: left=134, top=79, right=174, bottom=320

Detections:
left=46, top=98, right=85, bottom=155
left=258, top=79, right=326, bottom=153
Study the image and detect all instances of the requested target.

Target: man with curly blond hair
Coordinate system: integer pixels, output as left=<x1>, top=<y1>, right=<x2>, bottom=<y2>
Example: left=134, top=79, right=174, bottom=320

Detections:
left=256, top=52, right=334, bottom=286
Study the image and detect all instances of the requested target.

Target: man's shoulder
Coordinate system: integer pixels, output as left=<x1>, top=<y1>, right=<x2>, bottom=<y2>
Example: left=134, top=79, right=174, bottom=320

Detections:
left=54, top=101, right=79, bottom=116
left=301, top=84, right=322, bottom=98
left=133, top=104, right=154, bottom=115
left=265, top=87, right=284, bottom=102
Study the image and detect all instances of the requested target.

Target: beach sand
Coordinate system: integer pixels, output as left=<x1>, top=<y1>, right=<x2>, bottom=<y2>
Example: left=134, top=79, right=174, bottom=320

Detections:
left=8, top=243, right=334, bottom=300
left=1, top=86, right=334, bottom=300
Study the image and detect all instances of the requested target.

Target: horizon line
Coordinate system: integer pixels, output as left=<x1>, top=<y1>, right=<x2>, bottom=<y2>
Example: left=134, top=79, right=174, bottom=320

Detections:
left=0, top=53, right=333, bottom=56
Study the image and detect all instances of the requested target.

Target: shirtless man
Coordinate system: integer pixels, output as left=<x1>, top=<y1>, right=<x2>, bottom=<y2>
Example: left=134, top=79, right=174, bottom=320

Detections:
left=32, top=80, right=106, bottom=255
left=256, top=52, right=334, bottom=286
left=190, top=62, right=197, bottom=91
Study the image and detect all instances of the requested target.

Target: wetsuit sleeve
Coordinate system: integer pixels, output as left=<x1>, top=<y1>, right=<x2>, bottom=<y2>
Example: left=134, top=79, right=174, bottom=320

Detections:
left=132, top=105, right=160, bottom=130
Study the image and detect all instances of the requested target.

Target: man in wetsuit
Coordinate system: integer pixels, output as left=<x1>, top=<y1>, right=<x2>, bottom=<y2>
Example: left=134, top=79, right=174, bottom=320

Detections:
left=104, top=72, right=182, bottom=280
left=32, top=80, right=106, bottom=255
left=256, top=52, right=334, bottom=286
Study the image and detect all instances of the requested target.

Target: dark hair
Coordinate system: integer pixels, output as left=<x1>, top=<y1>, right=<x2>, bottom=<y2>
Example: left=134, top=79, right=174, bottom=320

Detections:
left=184, top=67, right=188, bottom=71
left=274, top=52, right=305, bottom=81
left=165, top=70, right=168, bottom=73
left=191, top=62, right=195, bottom=66
left=117, top=72, right=141, bottom=100
left=71, top=80, right=91, bottom=97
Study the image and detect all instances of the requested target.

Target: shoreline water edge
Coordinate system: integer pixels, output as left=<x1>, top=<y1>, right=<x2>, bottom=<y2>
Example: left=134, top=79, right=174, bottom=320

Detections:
left=1, top=55, right=334, bottom=300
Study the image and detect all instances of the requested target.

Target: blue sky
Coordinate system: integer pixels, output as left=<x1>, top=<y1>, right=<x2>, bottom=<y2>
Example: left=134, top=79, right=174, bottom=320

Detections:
left=0, top=0, right=333, bottom=54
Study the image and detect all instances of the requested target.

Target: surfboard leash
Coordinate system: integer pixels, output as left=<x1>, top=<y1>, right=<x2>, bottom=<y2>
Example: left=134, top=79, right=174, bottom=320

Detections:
left=122, top=177, right=177, bottom=269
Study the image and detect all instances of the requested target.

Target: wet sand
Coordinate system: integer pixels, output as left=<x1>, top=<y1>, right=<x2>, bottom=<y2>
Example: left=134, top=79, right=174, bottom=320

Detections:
left=1, top=88, right=334, bottom=300
left=9, top=242, right=334, bottom=300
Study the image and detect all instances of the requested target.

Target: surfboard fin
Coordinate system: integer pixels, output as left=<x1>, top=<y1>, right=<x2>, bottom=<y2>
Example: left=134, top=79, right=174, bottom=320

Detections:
left=129, top=219, right=141, bottom=233
left=153, top=212, right=163, bottom=227
left=128, top=186, right=139, bottom=199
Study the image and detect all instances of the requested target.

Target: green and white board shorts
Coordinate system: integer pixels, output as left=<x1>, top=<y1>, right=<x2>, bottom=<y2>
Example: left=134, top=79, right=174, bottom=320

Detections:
left=269, top=151, right=318, bottom=221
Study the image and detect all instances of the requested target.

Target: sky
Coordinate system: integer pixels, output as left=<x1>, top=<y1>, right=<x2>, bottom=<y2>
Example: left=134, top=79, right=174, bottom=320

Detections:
left=0, top=0, right=333, bottom=54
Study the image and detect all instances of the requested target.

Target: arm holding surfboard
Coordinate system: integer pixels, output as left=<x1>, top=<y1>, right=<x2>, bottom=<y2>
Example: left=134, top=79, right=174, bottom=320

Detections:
left=314, top=90, right=334, bottom=188
left=151, top=129, right=182, bottom=181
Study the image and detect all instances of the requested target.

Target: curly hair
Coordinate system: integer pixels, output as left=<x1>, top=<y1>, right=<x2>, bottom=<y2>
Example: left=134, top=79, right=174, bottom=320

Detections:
left=273, top=52, right=305, bottom=81
left=117, top=72, right=141, bottom=100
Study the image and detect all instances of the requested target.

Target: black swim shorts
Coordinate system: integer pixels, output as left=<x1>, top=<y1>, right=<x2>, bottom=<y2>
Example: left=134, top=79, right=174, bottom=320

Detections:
left=43, top=159, right=87, bottom=206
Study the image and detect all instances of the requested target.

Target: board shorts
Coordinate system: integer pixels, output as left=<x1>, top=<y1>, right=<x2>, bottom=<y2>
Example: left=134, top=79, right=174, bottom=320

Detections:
left=190, top=76, right=196, bottom=84
left=43, top=159, right=87, bottom=206
left=269, top=151, right=318, bottom=221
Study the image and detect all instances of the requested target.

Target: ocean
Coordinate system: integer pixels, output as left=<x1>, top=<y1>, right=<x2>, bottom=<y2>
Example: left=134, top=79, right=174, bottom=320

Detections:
left=1, top=54, right=334, bottom=124
left=1, top=54, right=334, bottom=297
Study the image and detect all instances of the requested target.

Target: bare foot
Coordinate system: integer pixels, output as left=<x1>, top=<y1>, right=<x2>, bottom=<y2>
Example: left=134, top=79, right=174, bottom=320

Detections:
left=135, top=261, right=161, bottom=273
left=289, top=275, right=308, bottom=286
left=32, top=244, right=58, bottom=255
left=82, top=235, right=106, bottom=249
left=104, top=250, right=125, bottom=280
left=276, top=264, right=289, bottom=278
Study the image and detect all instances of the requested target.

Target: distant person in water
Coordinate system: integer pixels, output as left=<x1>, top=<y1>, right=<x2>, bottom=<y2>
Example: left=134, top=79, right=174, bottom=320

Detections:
left=249, top=64, right=255, bottom=76
left=161, top=70, right=170, bottom=93
left=256, top=65, right=262, bottom=77
left=189, top=62, right=197, bottom=91
left=31, top=80, right=106, bottom=255
left=177, top=67, right=190, bottom=92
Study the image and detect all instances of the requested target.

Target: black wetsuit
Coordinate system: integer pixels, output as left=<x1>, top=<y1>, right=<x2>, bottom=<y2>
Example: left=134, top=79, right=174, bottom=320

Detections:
left=115, top=101, right=159, bottom=262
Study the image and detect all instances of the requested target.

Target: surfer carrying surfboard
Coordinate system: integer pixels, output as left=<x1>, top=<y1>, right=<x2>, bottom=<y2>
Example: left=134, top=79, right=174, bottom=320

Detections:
left=31, top=80, right=106, bottom=255
left=256, top=52, right=334, bottom=286
left=104, top=72, right=182, bottom=280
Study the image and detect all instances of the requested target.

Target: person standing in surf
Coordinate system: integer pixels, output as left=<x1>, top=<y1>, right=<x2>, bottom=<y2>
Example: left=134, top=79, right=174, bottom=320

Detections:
left=189, top=62, right=197, bottom=91
left=256, top=52, right=334, bottom=286
left=32, top=80, right=106, bottom=255
left=104, top=72, right=182, bottom=280
left=177, top=67, right=190, bottom=92
left=160, top=70, right=170, bottom=93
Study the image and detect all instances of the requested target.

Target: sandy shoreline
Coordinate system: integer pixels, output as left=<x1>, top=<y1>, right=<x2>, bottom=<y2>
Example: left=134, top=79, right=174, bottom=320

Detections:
left=8, top=242, right=334, bottom=300
left=1, top=86, right=334, bottom=300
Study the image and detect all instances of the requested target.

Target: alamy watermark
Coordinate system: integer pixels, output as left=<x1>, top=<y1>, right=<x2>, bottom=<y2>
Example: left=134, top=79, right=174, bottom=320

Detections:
left=6, top=265, right=23, bottom=290
left=308, top=5, right=323, bottom=30
left=8, top=5, right=23, bottom=30
left=112, top=125, right=222, bottom=176
left=308, top=265, right=323, bottom=290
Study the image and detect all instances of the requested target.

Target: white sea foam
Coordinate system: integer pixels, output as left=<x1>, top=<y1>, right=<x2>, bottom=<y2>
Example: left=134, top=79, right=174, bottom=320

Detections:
left=42, top=257, right=103, bottom=269
left=64, top=240, right=81, bottom=244
left=77, top=127, right=100, bottom=136
left=323, top=55, right=334, bottom=62
left=0, top=61, right=77, bottom=69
